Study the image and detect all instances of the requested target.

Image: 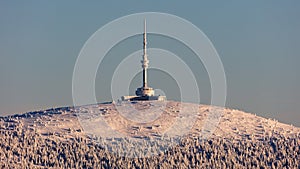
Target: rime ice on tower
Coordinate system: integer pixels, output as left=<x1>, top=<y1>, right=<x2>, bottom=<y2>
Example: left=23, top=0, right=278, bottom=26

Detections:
left=121, top=20, right=166, bottom=101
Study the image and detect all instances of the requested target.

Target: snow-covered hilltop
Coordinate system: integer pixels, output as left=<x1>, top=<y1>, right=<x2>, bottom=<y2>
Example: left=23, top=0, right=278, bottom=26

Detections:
left=0, top=101, right=299, bottom=168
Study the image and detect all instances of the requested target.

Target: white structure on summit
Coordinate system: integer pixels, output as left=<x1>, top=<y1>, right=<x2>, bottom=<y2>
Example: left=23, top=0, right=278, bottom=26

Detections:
left=135, top=19, right=154, bottom=97
left=121, top=20, right=166, bottom=101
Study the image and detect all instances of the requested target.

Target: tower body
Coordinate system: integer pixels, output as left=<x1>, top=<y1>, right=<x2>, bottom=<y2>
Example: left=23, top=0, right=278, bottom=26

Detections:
left=142, top=19, right=148, bottom=88
left=135, top=19, right=154, bottom=97
left=121, top=20, right=166, bottom=101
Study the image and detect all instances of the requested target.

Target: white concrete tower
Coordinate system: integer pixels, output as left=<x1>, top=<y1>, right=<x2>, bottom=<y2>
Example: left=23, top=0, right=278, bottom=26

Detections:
left=121, top=20, right=166, bottom=101
left=135, top=19, right=154, bottom=97
left=142, top=19, right=149, bottom=88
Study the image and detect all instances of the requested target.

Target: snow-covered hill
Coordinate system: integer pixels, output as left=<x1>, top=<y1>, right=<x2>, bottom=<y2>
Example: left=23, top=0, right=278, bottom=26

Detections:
left=0, top=101, right=299, bottom=168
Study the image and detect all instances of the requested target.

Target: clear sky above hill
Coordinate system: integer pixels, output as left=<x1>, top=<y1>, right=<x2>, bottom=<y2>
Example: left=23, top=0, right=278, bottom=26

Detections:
left=0, top=1, right=299, bottom=126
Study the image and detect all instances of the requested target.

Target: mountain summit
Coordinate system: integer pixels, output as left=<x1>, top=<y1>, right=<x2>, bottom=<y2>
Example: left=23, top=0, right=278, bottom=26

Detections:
left=0, top=101, right=299, bottom=168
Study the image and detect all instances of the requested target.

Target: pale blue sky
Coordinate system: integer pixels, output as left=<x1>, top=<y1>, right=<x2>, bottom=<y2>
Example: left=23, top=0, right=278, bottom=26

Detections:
left=0, top=1, right=300, bottom=126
